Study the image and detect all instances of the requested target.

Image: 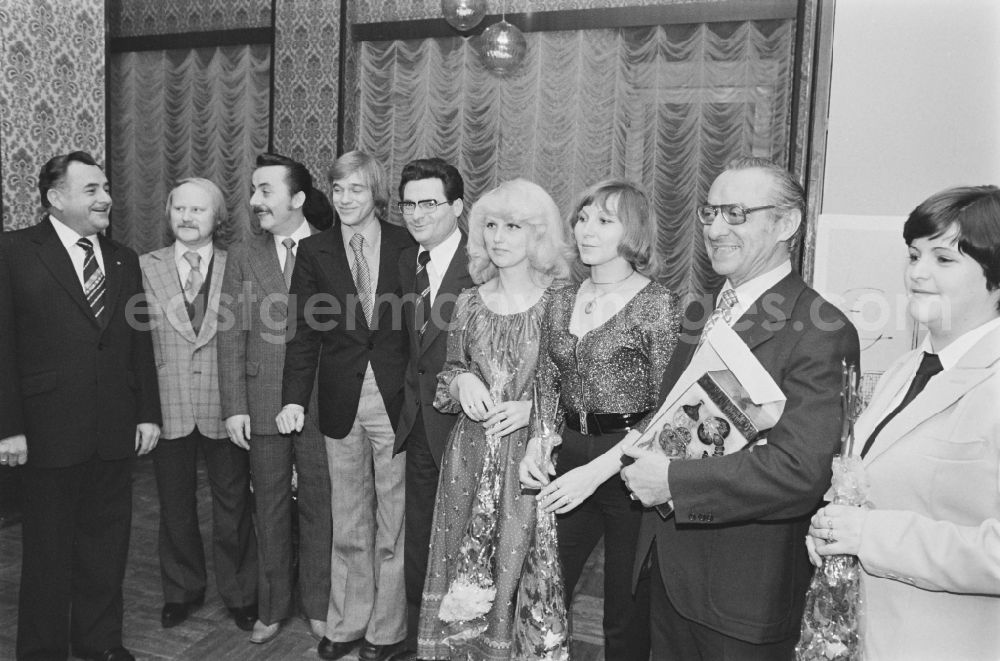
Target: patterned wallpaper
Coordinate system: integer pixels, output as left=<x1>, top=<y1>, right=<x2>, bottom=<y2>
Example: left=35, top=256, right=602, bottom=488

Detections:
left=0, top=0, right=105, bottom=232
left=354, top=0, right=712, bottom=23
left=108, top=0, right=271, bottom=38
left=271, top=0, right=342, bottom=194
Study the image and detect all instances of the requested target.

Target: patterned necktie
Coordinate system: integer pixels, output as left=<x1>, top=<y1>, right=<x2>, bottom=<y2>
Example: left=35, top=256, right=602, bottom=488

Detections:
left=698, top=288, right=738, bottom=348
left=77, top=238, right=106, bottom=322
left=282, top=237, right=296, bottom=290
left=860, top=352, right=943, bottom=458
left=183, top=251, right=203, bottom=303
left=415, top=250, right=432, bottom=336
left=350, top=233, right=373, bottom=324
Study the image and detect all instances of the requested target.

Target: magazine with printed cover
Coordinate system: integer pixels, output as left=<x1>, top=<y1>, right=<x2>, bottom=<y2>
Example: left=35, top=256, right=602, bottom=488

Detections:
left=633, top=323, right=786, bottom=517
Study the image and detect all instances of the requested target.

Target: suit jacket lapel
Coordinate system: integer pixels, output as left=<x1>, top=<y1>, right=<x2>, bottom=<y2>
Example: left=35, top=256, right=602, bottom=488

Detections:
left=34, top=220, right=102, bottom=327
left=248, top=232, right=286, bottom=295
left=733, top=272, right=803, bottom=351
left=146, top=245, right=197, bottom=343
left=863, top=328, right=1000, bottom=463
left=420, top=235, right=470, bottom=354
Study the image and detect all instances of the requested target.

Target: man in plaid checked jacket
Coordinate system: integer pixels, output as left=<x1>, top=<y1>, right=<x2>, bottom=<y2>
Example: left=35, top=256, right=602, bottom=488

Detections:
left=140, top=178, right=258, bottom=633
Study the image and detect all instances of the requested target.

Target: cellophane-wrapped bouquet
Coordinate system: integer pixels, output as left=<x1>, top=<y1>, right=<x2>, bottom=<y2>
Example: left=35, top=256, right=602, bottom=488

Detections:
left=438, top=359, right=512, bottom=646
left=796, top=362, right=871, bottom=661
left=512, top=413, right=569, bottom=661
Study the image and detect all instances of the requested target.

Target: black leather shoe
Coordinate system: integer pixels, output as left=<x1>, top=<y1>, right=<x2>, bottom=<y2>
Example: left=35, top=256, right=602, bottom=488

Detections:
left=160, top=594, right=205, bottom=628
left=359, top=640, right=405, bottom=661
left=317, top=636, right=363, bottom=660
left=78, top=646, right=136, bottom=661
left=387, top=649, right=418, bottom=661
left=229, top=603, right=258, bottom=632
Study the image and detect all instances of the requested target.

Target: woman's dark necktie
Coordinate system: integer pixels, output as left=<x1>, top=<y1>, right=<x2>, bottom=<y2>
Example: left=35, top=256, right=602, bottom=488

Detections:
left=860, top=352, right=943, bottom=458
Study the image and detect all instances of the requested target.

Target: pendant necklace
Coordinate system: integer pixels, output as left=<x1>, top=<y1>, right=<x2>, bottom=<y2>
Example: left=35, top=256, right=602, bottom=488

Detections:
left=584, top=270, right=635, bottom=314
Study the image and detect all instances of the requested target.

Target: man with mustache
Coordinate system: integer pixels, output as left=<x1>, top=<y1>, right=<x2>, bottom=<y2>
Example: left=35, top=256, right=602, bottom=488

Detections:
left=0, top=151, right=161, bottom=661
left=218, top=153, right=334, bottom=644
left=139, top=178, right=257, bottom=633
left=277, top=151, right=414, bottom=661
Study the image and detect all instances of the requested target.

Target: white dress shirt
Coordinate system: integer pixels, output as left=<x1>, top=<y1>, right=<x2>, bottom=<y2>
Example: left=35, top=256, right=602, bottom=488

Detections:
left=721, top=260, right=793, bottom=326
left=419, top=227, right=461, bottom=304
left=49, top=215, right=105, bottom=287
left=173, top=242, right=214, bottom=288
left=273, top=218, right=313, bottom=272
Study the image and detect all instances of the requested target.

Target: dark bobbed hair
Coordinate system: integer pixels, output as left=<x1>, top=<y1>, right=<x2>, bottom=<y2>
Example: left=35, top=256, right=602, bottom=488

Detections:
left=328, top=150, right=389, bottom=223
left=567, top=179, right=660, bottom=282
left=903, top=185, right=1000, bottom=294
left=38, top=151, right=100, bottom=208
left=466, top=178, right=572, bottom=286
left=254, top=152, right=332, bottom=229
left=162, top=177, right=236, bottom=247
left=398, top=158, right=465, bottom=203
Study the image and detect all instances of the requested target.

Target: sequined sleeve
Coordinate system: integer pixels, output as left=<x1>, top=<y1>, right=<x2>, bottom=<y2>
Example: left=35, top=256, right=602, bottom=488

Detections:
left=632, top=286, right=681, bottom=433
left=433, top=288, right=477, bottom=414
left=530, top=285, right=569, bottom=434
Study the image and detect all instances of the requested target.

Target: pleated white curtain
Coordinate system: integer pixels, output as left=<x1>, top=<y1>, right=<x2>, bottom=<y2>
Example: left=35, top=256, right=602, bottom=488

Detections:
left=356, top=21, right=793, bottom=299
left=108, top=44, right=271, bottom=254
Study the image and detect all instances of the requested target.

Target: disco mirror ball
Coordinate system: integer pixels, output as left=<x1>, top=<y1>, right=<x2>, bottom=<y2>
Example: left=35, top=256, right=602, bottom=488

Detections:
left=478, top=19, right=527, bottom=75
left=441, top=0, right=488, bottom=31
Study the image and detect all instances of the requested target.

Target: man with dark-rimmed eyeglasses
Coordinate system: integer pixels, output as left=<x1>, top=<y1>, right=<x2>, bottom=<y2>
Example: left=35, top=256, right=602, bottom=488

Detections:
left=390, top=158, right=472, bottom=661
left=623, top=156, right=860, bottom=660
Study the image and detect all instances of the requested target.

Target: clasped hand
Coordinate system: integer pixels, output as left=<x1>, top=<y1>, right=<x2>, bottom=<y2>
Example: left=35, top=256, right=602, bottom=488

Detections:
left=805, top=503, right=867, bottom=566
left=453, top=373, right=530, bottom=437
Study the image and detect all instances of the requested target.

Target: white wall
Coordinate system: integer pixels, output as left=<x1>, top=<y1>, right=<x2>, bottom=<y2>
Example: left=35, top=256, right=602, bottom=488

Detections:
left=822, top=0, right=1000, bottom=216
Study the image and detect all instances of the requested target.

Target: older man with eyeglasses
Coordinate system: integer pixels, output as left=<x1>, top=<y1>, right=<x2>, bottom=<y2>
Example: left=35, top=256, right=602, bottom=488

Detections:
left=622, top=157, right=860, bottom=661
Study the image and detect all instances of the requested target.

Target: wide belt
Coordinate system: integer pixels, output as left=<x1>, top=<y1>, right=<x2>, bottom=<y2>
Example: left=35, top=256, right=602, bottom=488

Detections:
left=564, top=410, right=651, bottom=436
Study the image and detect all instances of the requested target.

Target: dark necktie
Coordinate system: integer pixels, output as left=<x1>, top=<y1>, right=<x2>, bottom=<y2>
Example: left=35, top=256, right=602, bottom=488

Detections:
left=77, top=238, right=106, bottom=322
left=350, top=233, right=373, bottom=324
left=282, top=237, right=296, bottom=290
left=415, top=250, right=432, bottom=336
left=860, top=352, right=943, bottom=458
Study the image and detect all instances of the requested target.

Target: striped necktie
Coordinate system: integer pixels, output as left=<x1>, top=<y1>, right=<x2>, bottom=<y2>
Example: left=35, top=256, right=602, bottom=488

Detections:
left=415, top=250, right=432, bottom=336
left=350, top=233, right=373, bottom=324
left=698, top=288, right=737, bottom=348
left=77, top=238, right=107, bottom=322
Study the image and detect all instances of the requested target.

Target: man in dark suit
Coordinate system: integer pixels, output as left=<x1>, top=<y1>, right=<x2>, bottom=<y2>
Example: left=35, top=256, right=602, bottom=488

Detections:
left=218, top=153, right=334, bottom=644
left=277, top=150, right=414, bottom=661
left=0, top=151, right=161, bottom=661
left=621, top=157, right=860, bottom=660
left=389, top=158, right=472, bottom=660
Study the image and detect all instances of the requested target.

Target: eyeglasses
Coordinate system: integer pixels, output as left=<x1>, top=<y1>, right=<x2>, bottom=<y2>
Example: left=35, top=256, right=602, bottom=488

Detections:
left=397, top=199, right=450, bottom=216
left=696, top=204, right=776, bottom=226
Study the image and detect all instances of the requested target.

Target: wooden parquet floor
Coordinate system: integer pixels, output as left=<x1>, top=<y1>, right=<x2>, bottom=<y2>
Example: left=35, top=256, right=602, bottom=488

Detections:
left=0, top=458, right=606, bottom=660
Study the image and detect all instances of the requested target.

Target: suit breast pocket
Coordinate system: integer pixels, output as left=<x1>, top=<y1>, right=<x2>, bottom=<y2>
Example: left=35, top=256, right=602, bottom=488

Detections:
left=21, top=371, right=58, bottom=397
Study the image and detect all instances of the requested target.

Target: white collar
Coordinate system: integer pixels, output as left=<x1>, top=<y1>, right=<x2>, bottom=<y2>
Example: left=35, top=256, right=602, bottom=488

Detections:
left=422, top=227, right=461, bottom=267
left=173, top=241, right=213, bottom=267
left=724, top=261, right=792, bottom=311
left=49, top=215, right=98, bottom=250
left=273, top=218, right=311, bottom=252
left=922, top=316, right=1000, bottom=370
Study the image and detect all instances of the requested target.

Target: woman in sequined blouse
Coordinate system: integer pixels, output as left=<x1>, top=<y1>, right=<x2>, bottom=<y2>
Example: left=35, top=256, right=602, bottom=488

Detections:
left=519, top=179, right=680, bottom=660
left=417, top=179, right=572, bottom=660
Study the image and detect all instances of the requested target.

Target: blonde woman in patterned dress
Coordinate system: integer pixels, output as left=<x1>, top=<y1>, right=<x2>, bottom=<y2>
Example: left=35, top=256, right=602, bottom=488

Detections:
left=519, top=180, right=680, bottom=660
left=417, top=179, right=572, bottom=660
